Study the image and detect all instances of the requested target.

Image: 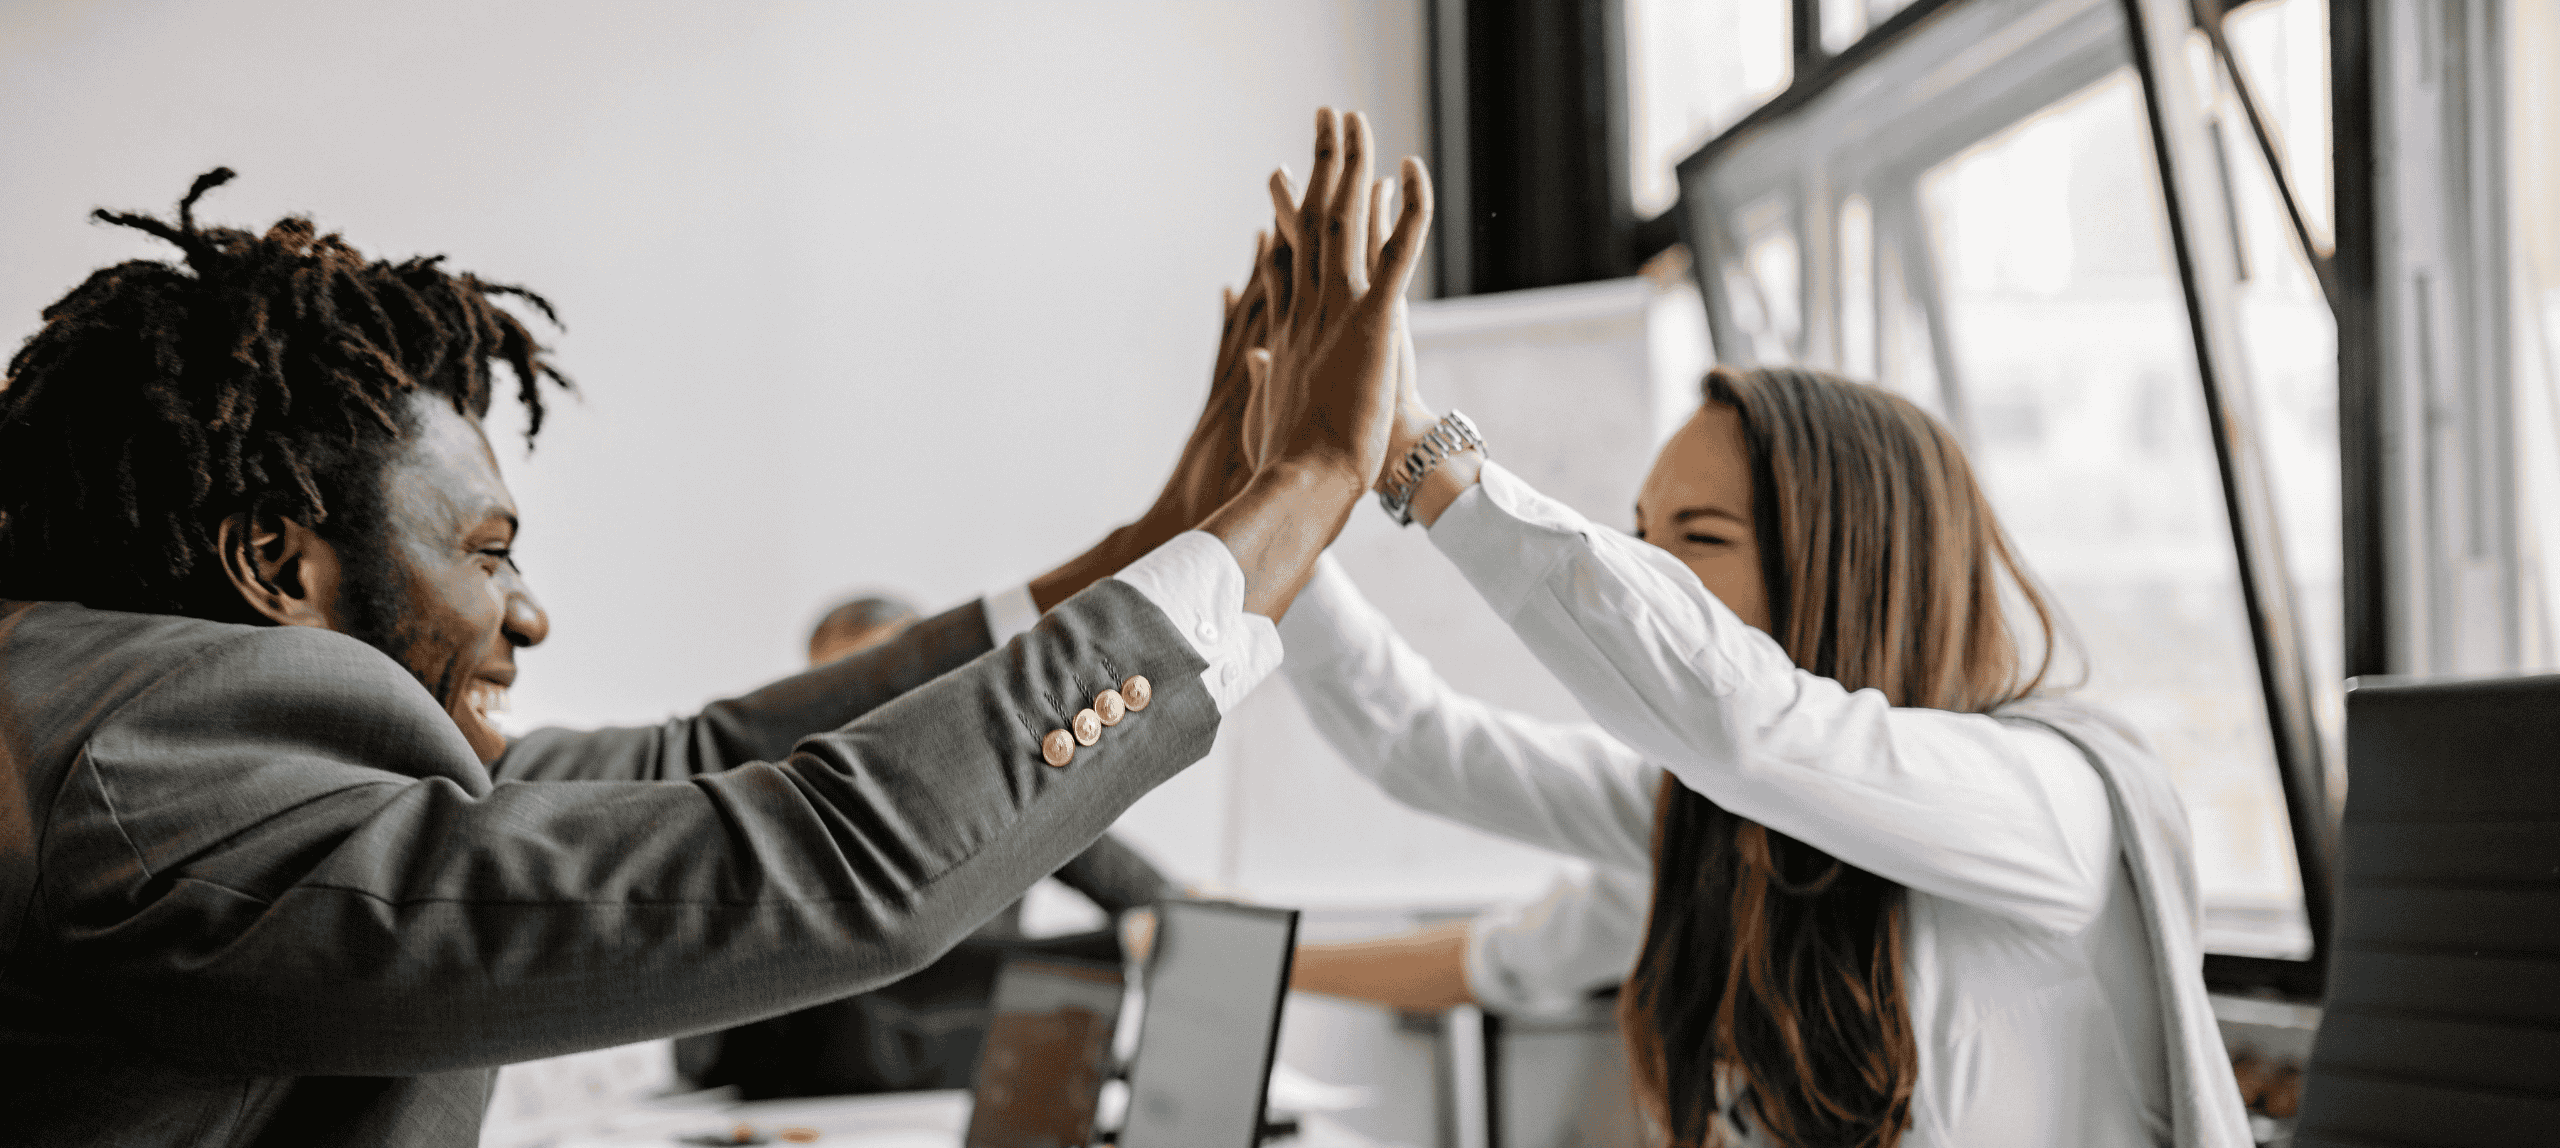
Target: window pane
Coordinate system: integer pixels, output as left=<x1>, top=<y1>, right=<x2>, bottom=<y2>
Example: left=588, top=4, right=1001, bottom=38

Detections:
left=1626, top=0, right=1792, bottom=216
left=1839, top=194, right=1877, bottom=378
left=1820, top=0, right=1864, bottom=54
left=2222, top=0, right=2332, bottom=247
left=1921, top=71, right=2314, bottom=959
left=1821, top=0, right=1921, bottom=55
left=2508, top=1, right=2560, bottom=665
left=1876, top=220, right=1950, bottom=426
left=1717, top=195, right=1803, bottom=364
left=2203, top=10, right=2345, bottom=801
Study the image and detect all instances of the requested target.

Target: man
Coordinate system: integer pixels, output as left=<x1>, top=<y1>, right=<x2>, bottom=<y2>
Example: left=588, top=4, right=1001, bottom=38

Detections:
left=0, top=109, right=1428, bottom=1144
left=807, top=594, right=924, bottom=665
left=678, top=593, right=1171, bottom=1097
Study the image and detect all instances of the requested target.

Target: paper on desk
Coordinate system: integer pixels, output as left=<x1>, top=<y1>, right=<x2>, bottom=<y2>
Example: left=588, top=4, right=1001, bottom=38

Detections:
left=1093, top=1062, right=1371, bottom=1134
left=1267, top=1062, right=1374, bottom=1113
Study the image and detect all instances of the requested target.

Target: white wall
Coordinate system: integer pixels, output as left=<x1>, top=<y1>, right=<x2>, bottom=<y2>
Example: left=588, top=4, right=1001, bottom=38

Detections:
left=0, top=0, right=1425, bottom=884
left=1226, top=276, right=1710, bottom=906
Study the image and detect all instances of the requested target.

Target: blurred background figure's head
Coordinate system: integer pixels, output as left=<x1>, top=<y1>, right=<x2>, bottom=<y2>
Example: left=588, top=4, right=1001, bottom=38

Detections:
left=808, top=593, right=922, bottom=665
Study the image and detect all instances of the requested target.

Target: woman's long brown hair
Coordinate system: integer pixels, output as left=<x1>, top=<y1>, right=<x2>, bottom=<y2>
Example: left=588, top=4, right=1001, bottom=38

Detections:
left=1620, top=365, right=2063, bottom=1147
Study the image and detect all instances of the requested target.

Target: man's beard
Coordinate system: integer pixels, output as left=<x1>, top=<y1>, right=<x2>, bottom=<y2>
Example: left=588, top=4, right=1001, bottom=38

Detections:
left=332, top=530, right=423, bottom=685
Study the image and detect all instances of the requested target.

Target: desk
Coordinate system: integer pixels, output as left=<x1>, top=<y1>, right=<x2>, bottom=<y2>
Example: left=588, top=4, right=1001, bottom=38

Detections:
left=549, top=1090, right=967, bottom=1147
left=535, top=1085, right=1401, bottom=1148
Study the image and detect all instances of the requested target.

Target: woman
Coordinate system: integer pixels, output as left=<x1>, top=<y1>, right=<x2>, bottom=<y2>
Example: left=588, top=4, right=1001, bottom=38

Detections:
left=1274, top=365, right=2248, bottom=1147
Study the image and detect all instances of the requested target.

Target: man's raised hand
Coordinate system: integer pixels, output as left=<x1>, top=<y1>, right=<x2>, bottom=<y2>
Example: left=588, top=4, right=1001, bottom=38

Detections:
left=1242, top=108, right=1433, bottom=490
left=1206, top=107, right=1433, bottom=621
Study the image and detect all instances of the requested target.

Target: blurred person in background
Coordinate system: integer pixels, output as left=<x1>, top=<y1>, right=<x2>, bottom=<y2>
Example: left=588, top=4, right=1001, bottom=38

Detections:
left=677, top=592, right=1172, bottom=1098
left=807, top=593, right=923, bottom=665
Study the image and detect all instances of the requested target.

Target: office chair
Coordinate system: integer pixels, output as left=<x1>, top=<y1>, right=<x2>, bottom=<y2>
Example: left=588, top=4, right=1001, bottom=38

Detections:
left=2293, top=673, right=2560, bottom=1146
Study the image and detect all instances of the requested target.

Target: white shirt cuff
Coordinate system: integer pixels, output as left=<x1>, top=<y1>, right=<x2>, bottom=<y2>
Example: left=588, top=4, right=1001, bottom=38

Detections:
left=981, top=583, right=1041, bottom=647
left=1463, top=865, right=1650, bottom=1018
left=1110, top=531, right=1284, bottom=715
left=1465, top=896, right=1595, bottom=1019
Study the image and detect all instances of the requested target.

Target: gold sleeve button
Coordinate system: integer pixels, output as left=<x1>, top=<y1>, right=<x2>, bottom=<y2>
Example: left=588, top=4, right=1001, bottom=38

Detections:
left=1041, top=729, right=1076, bottom=767
left=1072, top=708, right=1102, bottom=746
left=1094, top=689, right=1127, bottom=726
left=1120, top=675, right=1152, bottom=712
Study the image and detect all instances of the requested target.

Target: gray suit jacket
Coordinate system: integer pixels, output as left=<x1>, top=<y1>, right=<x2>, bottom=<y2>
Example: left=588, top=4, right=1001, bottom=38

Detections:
left=0, top=580, right=1212, bottom=1146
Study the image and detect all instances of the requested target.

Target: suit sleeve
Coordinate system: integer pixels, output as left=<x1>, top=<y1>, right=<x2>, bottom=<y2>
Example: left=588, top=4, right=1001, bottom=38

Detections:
left=1050, top=833, right=1172, bottom=916
left=489, top=598, right=997, bottom=782
left=36, top=579, right=1212, bottom=1078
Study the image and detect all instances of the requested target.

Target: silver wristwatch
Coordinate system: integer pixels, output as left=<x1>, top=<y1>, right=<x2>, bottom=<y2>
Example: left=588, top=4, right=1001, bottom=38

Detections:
left=1378, top=409, right=1489, bottom=527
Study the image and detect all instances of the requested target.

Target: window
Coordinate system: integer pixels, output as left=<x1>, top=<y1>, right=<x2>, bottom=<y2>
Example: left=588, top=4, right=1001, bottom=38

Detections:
left=1821, top=0, right=1924, bottom=54
left=2507, top=5, right=2560, bottom=667
left=1673, top=0, right=2336, bottom=985
left=2337, top=0, right=2559, bottom=684
left=2199, top=0, right=2343, bottom=808
left=1625, top=0, right=1794, bottom=216
left=1920, top=71, right=2311, bottom=957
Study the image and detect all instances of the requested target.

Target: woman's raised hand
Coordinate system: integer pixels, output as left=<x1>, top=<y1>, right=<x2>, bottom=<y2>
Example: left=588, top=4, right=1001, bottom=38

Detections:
left=1242, top=107, right=1433, bottom=491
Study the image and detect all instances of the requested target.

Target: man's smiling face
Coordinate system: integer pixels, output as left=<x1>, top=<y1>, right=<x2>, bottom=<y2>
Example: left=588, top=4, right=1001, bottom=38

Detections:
left=339, top=390, right=551, bottom=763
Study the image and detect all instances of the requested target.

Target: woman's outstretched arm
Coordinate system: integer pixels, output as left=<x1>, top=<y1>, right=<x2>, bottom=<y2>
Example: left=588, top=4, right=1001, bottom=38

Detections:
left=1278, top=554, right=1657, bottom=871
left=1409, top=458, right=2119, bottom=935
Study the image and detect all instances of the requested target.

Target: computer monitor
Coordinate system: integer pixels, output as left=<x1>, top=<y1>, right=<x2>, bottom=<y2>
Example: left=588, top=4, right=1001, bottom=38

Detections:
left=961, top=956, right=1125, bottom=1148
left=1118, top=899, right=1300, bottom=1148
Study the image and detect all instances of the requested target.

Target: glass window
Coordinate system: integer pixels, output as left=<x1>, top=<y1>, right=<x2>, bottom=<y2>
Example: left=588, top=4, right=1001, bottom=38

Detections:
left=1721, top=195, right=1804, bottom=363
left=1821, top=0, right=1922, bottom=56
left=1625, top=0, right=1793, bottom=216
left=1874, top=214, right=1952, bottom=427
left=2221, top=0, right=2332, bottom=247
left=1678, top=0, right=2333, bottom=964
left=1919, top=71, right=2313, bottom=958
left=2506, top=1, right=2560, bottom=665
left=1838, top=194, right=1877, bottom=379
left=2200, top=3, right=2346, bottom=797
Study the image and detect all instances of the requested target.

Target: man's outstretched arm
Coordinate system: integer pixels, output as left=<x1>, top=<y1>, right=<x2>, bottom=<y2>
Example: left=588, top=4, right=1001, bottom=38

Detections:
left=494, top=219, right=1282, bottom=786
left=44, top=571, right=1224, bottom=1077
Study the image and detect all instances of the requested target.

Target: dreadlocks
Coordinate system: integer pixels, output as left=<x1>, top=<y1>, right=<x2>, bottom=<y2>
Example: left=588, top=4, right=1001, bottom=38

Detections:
left=0, top=168, right=571, bottom=619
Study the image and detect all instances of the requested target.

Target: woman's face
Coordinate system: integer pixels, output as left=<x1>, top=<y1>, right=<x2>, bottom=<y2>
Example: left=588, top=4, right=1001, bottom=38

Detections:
left=1635, top=403, right=1774, bottom=634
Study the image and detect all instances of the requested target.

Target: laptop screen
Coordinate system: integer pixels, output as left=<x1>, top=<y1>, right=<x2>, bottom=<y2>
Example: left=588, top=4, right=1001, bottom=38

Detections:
left=962, top=956, right=1125, bottom=1148
left=1119, top=900, right=1300, bottom=1148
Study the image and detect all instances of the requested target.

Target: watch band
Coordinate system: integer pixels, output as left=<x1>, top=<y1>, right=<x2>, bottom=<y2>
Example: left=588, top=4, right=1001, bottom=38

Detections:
left=1377, top=409, right=1489, bottom=527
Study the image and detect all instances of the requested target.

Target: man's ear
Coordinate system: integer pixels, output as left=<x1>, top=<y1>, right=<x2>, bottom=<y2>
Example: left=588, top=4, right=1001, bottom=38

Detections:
left=215, top=512, right=345, bottom=629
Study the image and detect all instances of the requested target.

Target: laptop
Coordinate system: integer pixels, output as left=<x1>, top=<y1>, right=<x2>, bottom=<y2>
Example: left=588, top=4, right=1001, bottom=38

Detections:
left=1117, top=899, right=1301, bottom=1148
left=606, top=901, right=1301, bottom=1148
left=960, top=955, right=1127, bottom=1148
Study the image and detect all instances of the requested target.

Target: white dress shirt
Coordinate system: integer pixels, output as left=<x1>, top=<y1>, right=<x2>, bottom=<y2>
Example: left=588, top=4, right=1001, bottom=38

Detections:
left=1281, top=461, right=2177, bottom=1147
left=1465, top=864, right=1653, bottom=1017
left=985, top=530, right=1282, bottom=717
